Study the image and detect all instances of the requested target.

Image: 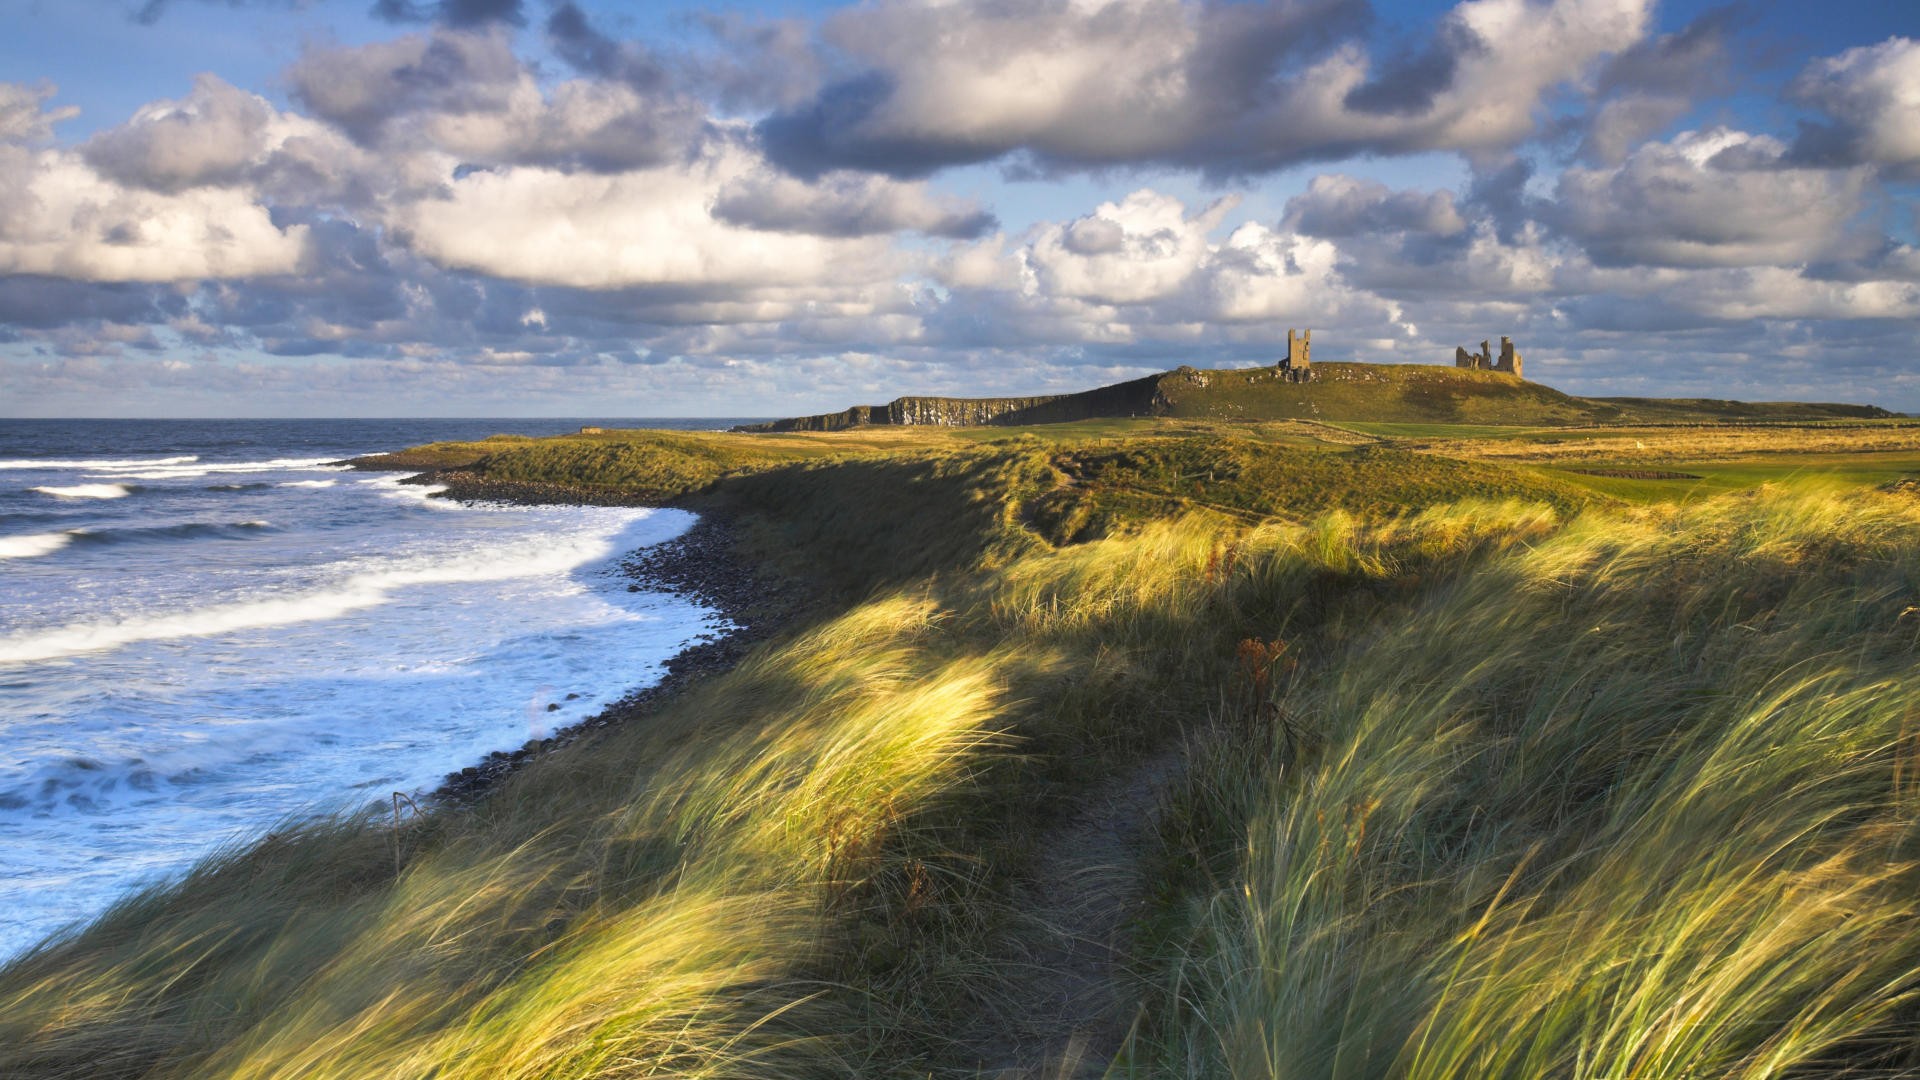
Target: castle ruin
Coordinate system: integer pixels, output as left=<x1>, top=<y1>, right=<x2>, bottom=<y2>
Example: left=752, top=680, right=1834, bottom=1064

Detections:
left=1454, top=336, right=1523, bottom=378
left=1277, top=328, right=1315, bottom=383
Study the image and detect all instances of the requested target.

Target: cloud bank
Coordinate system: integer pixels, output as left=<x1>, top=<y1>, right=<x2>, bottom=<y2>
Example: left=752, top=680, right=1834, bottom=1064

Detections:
left=2, top=0, right=1918, bottom=415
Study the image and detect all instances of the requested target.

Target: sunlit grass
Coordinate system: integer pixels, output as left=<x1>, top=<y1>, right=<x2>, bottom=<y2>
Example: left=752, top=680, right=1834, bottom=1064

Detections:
left=1157, top=487, right=1920, bottom=1077
left=10, top=421, right=1920, bottom=1077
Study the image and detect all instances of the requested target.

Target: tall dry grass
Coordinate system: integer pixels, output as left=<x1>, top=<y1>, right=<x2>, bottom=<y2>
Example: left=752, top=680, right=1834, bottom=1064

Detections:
left=0, top=595, right=1045, bottom=1079
left=20, top=432, right=1908, bottom=1079
left=1161, top=487, right=1920, bottom=1078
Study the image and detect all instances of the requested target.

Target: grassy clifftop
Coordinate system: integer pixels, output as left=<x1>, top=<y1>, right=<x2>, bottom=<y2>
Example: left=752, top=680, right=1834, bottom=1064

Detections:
left=8, top=422, right=1920, bottom=1077
left=736, top=362, right=1893, bottom=432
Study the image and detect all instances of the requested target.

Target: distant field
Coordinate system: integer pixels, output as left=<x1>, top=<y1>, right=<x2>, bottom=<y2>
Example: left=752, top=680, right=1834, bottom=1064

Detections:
left=740, top=361, right=1894, bottom=433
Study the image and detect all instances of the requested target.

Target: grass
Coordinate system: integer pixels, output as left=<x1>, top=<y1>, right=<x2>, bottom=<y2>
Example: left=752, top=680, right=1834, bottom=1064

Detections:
left=1148, top=486, right=1920, bottom=1077
left=6, top=417, right=1920, bottom=1077
left=744, top=363, right=1891, bottom=434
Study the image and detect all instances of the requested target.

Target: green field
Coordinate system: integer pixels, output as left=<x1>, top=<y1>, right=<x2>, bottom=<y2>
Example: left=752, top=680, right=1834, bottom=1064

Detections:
left=737, top=362, right=1894, bottom=433
left=10, top=410, right=1920, bottom=1078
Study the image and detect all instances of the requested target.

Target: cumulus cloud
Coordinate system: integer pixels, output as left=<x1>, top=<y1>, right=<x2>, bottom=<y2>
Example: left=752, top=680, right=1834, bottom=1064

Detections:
left=1022, top=190, right=1238, bottom=306
left=394, top=139, right=908, bottom=291
left=288, top=28, right=705, bottom=173
left=929, top=188, right=1406, bottom=353
left=712, top=168, right=994, bottom=239
left=82, top=75, right=275, bottom=191
left=1282, top=175, right=1467, bottom=238
left=0, top=82, right=80, bottom=142
left=287, top=28, right=523, bottom=144
left=1553, top=128, right=1872, bottom=268
left=0, top=145, right=309, bottom=282
left=1566, top=6, right=1743, bottom=168
left=758, top=0, right=1653, bottom=179
left=1789, top=36, right=1920, bottom=176
left=543, top=2, right=666, bottom=89
left=9, top=1, right=1920, bottom=415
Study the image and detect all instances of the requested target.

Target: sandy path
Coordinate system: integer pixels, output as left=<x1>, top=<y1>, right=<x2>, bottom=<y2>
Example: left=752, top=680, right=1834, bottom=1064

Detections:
left=957, top=746, right=1187, bottom=1078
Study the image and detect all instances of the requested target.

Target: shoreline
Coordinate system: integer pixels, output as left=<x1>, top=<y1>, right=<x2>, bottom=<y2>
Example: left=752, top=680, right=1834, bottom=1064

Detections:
left=377, top=469, right=800, bottom=805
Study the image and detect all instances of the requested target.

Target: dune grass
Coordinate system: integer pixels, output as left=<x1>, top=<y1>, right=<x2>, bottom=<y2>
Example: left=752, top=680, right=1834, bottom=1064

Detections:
left=6, top=422, right=1920, bottom=1077
left=1147, top=485, right=1920, bottom=1077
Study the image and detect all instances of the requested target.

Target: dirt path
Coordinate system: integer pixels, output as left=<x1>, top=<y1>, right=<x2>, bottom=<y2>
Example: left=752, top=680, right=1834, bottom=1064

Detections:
left=959, top=746, right=1188, bottom=1078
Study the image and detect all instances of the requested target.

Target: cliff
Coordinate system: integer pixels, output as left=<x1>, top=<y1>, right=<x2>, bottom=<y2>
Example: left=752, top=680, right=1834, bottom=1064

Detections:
left=733, top=374, right=1164, bottom=431
left=734, top=363, right=1896, bottom=432
left=733, top=364, right=1588, bottom=431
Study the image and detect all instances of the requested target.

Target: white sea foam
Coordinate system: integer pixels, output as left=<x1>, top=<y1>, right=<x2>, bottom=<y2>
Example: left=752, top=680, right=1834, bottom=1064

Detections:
left=0, top=477, right=709, bottom=960
left=0, top=532, right=74, bottom=559
left=359, top=475, right=451, bottom=506
left=0, top=456, right=196, bottom=470
left=0, top=529, right=629, bottom=665
left=95, top=457, right=344, bottom=481
left=278, top=480, right=337, bottom=488
left=31, top=484, right=133, bottom=500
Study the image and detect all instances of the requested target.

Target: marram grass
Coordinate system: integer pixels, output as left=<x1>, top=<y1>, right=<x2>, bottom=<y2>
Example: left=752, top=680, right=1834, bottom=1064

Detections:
left=5, top=432, right=1920, bottom=1078
left=1159, top=488, right=1920, bottom=1078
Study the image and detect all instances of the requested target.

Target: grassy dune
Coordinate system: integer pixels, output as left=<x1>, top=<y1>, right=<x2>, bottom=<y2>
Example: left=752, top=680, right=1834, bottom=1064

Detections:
left=6, top=421, right=1920, bottom=1077
left=1150, top=486, right=1920, bottom=1076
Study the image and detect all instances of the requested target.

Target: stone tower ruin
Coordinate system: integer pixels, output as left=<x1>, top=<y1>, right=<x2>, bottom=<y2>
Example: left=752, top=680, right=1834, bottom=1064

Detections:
left=1278, top=328, right=1314, bottom=383
left=1453, top=336, right=1523, bottom=378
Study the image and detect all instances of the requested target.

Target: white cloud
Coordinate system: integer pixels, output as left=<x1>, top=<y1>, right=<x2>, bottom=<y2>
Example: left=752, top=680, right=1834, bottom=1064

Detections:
left=0, top=82, right=79, bottom=143
left=0, top=147, right=309, bottom=282
left=1790, top=36, right=1920, bottom=173
left=395, top=140, right=908, bottom=291
left=1554, top=128, right=1872, bottom=267
left=288, top=28, right=704, bottom=173
left=1025, top=190, right=1237, bottom=305
left=1281, top=175, right=1466, bottom=237
left=711, top=167, right=994, bottom=238
left=761, top=0, right=1655, bottom=176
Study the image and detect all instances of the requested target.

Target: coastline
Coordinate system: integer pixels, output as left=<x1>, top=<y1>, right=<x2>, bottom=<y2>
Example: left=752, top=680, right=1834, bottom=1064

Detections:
left=370, top=468, right=801, bottom=805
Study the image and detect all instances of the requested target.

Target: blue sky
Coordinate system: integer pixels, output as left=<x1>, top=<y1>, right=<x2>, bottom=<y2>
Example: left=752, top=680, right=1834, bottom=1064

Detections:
left=1, top=0, right=1916, bottom=416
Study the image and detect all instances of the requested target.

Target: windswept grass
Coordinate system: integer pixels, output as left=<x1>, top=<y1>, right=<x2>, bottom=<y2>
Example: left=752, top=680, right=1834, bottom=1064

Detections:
left=0, top=594, right=1044, bottom=1078
left=9, top=420, right=1920, bottom=1078
left=1153, top=486, right=1920, bottom=1077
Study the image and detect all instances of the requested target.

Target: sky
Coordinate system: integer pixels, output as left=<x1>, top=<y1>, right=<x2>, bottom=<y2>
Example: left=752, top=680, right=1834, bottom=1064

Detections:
left=0, top=0, right=1916, bottom=417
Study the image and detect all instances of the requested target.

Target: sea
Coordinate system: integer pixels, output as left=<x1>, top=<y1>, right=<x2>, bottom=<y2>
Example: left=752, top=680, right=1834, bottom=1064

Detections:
left=0, top=418, right=753, bottom=961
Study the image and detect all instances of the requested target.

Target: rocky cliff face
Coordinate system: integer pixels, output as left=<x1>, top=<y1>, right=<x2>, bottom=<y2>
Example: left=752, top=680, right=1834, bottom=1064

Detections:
left=733, top=374, right=1165, bottom=432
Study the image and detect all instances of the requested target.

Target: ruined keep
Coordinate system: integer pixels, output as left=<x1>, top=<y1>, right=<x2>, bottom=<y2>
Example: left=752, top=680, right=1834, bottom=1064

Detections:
left=1277, top=328, right=1315, bottom=383
left=1453, top=336, right=1523, bottom=378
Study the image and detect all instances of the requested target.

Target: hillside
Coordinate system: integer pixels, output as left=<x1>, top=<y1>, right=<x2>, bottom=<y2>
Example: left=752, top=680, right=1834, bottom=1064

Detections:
left=8, top=423, right=1920, bottom=1077
left=736, top=362, right=1892, bottom=431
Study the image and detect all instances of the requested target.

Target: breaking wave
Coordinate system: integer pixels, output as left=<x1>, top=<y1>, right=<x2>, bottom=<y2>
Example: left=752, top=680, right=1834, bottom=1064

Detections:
left=0, top=529, right=622, bottom=665
left=31, top=484, right=137, bottom=500
left=0, top=456, right=197, bottom=471
left=0, top=533, right=73, bottom=560
left=92, top=458, right=344, bottom=481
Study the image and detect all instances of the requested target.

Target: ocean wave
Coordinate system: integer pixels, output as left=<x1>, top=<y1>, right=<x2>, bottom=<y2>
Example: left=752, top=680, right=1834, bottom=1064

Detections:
left=277, top=479, right=337, bottom=489
left=0, top=521, right=275, bottom=561
left=207, top=482, right=272, bottom=491
left=0, top=526, right=631, bottom=665
left=0, top=533, right=74, bottom=560
left=0, top=455, right=197, bottom=471
left=31, top=484, right=136, bottom=500
left=0, top=742, right=276, bottom=819
left=358, top=475, right=453, bottom=507
left=93, top=457, right=345, bottom=481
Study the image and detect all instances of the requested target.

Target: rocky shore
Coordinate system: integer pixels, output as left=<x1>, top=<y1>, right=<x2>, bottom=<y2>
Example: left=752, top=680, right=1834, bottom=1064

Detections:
left=430, top=508, right=802, bottom=804
left=406, top=468, right=664, bottom=507
left=341, top=461, right=804, bottom=804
